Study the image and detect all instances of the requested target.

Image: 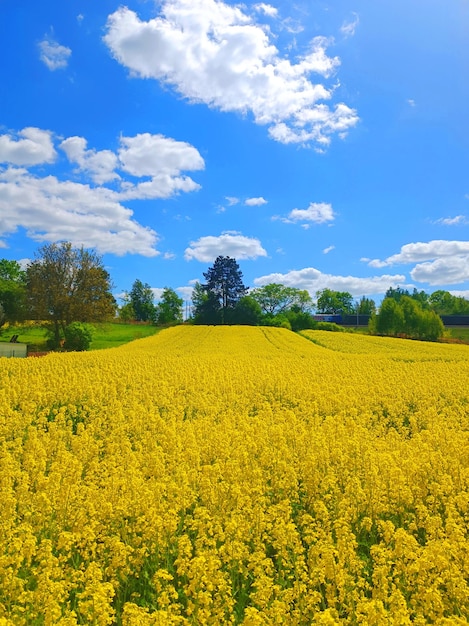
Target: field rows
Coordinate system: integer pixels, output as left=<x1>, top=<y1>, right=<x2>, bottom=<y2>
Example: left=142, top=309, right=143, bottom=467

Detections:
left=1, top=326, right=469, bottom=624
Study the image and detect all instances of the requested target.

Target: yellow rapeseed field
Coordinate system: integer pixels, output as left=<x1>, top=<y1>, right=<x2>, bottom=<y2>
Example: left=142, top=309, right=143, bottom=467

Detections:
left=1, top=326, right=468, bottom=625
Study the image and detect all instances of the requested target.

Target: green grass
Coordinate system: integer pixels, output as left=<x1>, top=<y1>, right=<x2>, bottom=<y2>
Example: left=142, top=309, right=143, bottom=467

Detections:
left=444, top=326, right=469, bottom=343
left=88, top=323, right=160, bottom=350
left=0, top=322, right=160, bottom=352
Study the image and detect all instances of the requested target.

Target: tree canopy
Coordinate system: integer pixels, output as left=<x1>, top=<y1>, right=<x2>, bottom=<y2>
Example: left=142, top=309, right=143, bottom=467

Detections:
left=0, top=259, right=27, bottom=329
left=193, top=256, right=248, bottom=324
left=26, top=242, right=116, bottom=348
left=250, top=283, right=313, bottom=316
left=155, top=287, right=183, bottom=325
left=316, top=289, right=354, bottom=315
left=370, top=295, right=444, bottom=341
left=128, top=279, right=155, bottom=322
left=429, top=290, right=469, bottom=315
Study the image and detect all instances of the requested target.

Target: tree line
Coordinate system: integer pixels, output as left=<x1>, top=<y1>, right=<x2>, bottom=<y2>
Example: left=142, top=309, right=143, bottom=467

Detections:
left=1, top=244, right=468, bottom=349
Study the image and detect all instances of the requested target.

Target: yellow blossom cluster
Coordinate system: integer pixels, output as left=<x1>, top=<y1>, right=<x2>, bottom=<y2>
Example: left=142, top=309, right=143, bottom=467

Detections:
left=1, top=325, right=469, bottom=624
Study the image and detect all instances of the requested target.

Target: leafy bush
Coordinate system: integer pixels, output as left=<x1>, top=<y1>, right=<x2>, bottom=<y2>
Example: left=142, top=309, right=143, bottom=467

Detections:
left=262, top=314, right=292, bottom=330
left=315, top=321, right=345, bottom=332
left=370, top=296, right=444, bottom=341
left=63, top=322, right=94, bottom=351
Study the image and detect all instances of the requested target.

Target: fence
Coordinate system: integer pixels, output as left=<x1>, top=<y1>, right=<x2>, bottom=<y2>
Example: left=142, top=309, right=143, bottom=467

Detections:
left=0, top=343, right=28, bottom=358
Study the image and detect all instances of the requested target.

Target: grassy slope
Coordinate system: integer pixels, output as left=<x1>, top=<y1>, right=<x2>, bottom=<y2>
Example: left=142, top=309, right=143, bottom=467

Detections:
left=0, top=322, right=160, bottom=352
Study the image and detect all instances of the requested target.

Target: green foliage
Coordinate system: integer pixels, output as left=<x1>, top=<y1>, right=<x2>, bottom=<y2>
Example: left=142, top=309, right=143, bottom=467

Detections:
left=429, top=290, right=469, bottom=315
left=385, top=286, right=430, bottom=309
left=155, top=287, right=183, bottom=325
left=316, top=288, right=354, bottom=315
left=193, top=257, right=247, bottom=324
left=128, top=279, right=155, bottom=322
left=26, top=242, right=116, bottom=348
left=260, top=314, right=292, bottom=330
left=232, top=296, right=263, bottom=325
left=370, top=296, right=444, bottom=341
left=0, top=322, right=159, bottom=352
left=250, top=283, right=313, bottom=315
left=284, top=309, right=316, bottom=331
left=315, top=321, right=346, bottom=332
left=63, top=322, right=94, bottom=351
left=191, top=281, right=221, bottom=324
left=118, top=301, right=136, bottom=323
left=357, top=296, right=376, bottom=315
left=0, top=259, right=27, bottom=328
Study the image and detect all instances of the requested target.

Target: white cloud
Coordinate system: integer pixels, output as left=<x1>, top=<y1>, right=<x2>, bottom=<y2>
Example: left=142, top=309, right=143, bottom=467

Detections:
left=366, top=240, right=469, bottom=286
left=275, top=202, right=335, bottom=226
left=184, top=232, right=267, bottom=261
left=245, top=196, right=267, bottom=206
left=225, top=196, right=240, bottom=206
left=407, top=99, right=416, bottom=107
left=254, top=267, right=407, bottom=298
left=0, top=167, right=159, bottom=256
left=59, top=132, right=204, bottom=198
left=340, top=13, right=359, bottom=38
left=0, top=128, right=56, bottom=166
left=367, top=240, right=469, bottom=267
left=433, top=215, right=468, bottom=226
left=253, top=3, right=278, bottom=18
left=104, top=1, right=358, bottom=146
left=151, top=288, right=165, bottom=300
left=118, top=133, right=204, bottom=199
left=323, top=245, right=335, bottom=254
left=450, top=289, right=469, bottom=299
left=38, top=38, right=72, bottom=70
left=0, top=127, right=205, bottom=257
left=177, top=285, right=196, bottom=301
left=410, top=256, right=469, bottom=286
left=60, top=137, right=119, bottom=184
left=118, top=133, right=204, bottom=177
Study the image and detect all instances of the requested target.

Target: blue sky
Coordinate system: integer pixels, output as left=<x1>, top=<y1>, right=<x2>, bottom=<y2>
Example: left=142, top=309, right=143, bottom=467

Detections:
left=1, top=0, right=468, bottom=307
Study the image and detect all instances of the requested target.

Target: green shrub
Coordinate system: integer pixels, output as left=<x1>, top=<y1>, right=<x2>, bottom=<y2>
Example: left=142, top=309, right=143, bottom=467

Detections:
left=63, top=322, right=94, bottom=351
left=315, top=321, right=345, bottom=332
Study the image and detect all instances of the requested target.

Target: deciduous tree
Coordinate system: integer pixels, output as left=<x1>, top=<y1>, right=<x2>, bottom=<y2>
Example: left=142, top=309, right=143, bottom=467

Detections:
left=155, top=287, right=183, bottom=325
left=129, top=279, right=155, bottom=322
left=250, top=283, right=313, bottom=316
left=26, top=242, right=116, bottom=348
left=316, top=289, right=354, bottom=315
left=0, top=259, right=27, bottom=329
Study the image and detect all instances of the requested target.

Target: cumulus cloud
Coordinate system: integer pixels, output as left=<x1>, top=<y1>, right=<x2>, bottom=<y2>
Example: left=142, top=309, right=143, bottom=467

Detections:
left=184, top=232, right=267, bottom=262
left=0, top=168, right=159, bottom=256
left=59, top=132, right=204, bottom=198
left=118, top=133, right=204, bottom=177
left=0, top=128, right=56, bottom=166
left=245, top=196, right=267, bottom=206
left=323, top=245, right=335, bottom=254
left=60, top=137, right=119, bottom=184
left=225, top=196, right=240, bottom=206
left=410, top=257, right=469, bottom=286
left=367, top=240, right=469, bottom=267
left=365, top=240, right=469, bottom=286
left=254, top=267, right=407, bottom=298
left=275, top=202, right=335, bottom=226
left=104, top=1, right=358, bottom=146
left=38, top=38, right=72, bottom=70
left=0, top=127, right=205, bottom=256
